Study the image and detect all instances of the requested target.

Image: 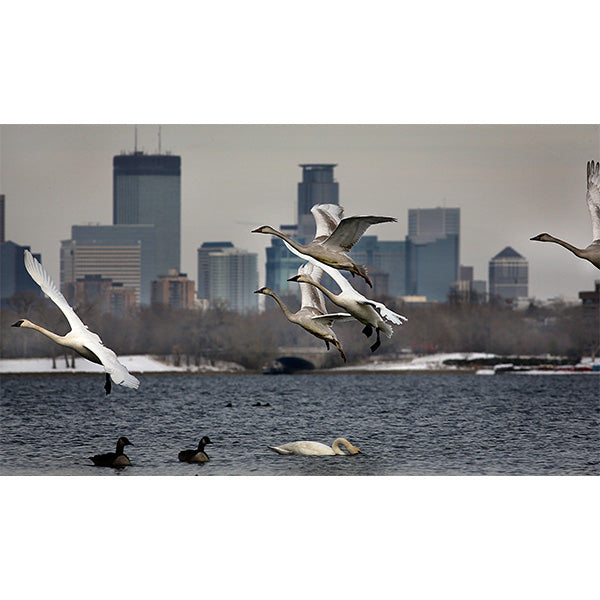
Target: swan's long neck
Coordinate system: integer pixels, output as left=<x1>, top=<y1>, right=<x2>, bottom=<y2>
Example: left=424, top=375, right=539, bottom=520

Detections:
left=544, top=235, right=585, bottom=258
left=266, top=292, right=294, bottom=321
left=268, top=228, right=306, bottom=253
left=332, top=438, right=354, bottom=455
left=301, top=277, right=341, bottom=305
left=21, top=321, right=66, bottom=346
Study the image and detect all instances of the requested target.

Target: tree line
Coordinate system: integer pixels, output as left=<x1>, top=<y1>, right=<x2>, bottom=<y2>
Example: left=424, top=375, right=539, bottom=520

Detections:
left=1, top=291, right=598, bottom=369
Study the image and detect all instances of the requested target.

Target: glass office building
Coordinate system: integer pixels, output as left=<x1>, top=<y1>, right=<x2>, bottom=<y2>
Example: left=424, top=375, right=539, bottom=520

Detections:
left=488, top=246, right=528, bottom=301
left=113, top=152, right=181, bottom=277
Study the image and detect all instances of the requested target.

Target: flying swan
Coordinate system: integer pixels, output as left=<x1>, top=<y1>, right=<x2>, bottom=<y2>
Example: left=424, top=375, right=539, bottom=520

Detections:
left=12, top=250, right=140, bottom=394
left=253, top=203, right=397, bottom=287
left=530, top=160, right=600, bottom=269
left=269, top=438, right=362, bottom=456
left=285, top=243, right=408, bottom=352
left=255, top=262, right=352, bottom=361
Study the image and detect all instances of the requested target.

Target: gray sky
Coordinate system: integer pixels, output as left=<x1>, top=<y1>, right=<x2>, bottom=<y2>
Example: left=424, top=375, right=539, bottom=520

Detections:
left=1, top=124, right=599, bottom=300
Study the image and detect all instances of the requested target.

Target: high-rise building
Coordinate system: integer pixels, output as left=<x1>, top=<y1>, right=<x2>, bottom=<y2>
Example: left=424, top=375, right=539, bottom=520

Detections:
left=297, top=164, right=339, bottom=242
left=0, top=194, right=5, bottom=244
left=265, top=165, right=339, bottom=293
left=113, top=151, right=181, bottom=277
left=488, top=246, right=529, bottom=301
left=60, top=224, right=155, bottom=304
left=0, top=242, right=42, bottom=303
left=63, top=275, right=137, bottom=316
left=405, top=207, right=460, bottom=301
left=197, top=242, right=258, bottom=312
left=351, top=235, right=407, bottom=297
left=151, top=269, right=195, bottom=309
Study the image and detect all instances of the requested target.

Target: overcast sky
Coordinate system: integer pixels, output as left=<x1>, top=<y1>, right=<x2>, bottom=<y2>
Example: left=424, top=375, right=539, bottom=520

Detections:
left=1, top=124, right=599, bottom=300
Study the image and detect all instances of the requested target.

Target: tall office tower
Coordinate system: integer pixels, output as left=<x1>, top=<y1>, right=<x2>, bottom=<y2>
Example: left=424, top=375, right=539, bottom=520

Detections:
left=63, top=275, right=137, bottom=316
left=60, top=224, right=156, bottom=304
left=488, top=247, right=529, bottom=301
left=197, top=242, right=258, bottom=312
left=406, top=207, right=460, bottom=301
left=265, top=225, right=305, bottom=294
left=113, top=151, right=181, bottom=277
left=297, top=164, right=339, bottom=242
left=351, top=235, right=407, bottom=297
left=0, top=194, right=5, bottom=244
left=151, top=269, right=195, bottom=309
left=0, top=242, right=42, bottom=303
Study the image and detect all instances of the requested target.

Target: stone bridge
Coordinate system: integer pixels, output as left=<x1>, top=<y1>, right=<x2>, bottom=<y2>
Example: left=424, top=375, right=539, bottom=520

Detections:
left=263, top=346, right=332, bottom=373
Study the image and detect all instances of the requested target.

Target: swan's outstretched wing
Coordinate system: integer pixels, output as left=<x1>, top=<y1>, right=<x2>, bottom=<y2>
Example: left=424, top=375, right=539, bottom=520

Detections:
left=362, top=299, right=408, bottom=325
left=323, top=215, right=397, bottom=252
left=24, top=249, right=88, bottom=333
left=586, top=160, right=600, bottom=242
left=82, top=340, right=140, bottom=389
left=311, top=312, right=353, bottom=327
left=298, top=262, right=326, bottom=312
left=311, top=204, right=344, bottom=240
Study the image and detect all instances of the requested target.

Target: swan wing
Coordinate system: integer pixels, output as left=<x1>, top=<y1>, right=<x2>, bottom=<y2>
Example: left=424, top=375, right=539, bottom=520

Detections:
left=298, top=263, right=326, bottom=312
left=311, top=204, right=344, bottom=240
left=24, top=249, right=88, bottom=333
left=586, top=160, right=600, bottom=241
left=323, top=215, right=397, bottom=252
left=82, top=339, right=140, bottom=389
left=270, top=441, right=335, bottom=455
left=311, top=311, right=353, bottom=327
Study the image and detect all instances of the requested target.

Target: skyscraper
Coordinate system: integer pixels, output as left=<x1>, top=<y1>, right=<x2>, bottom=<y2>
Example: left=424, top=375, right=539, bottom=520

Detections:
left=488, top=247, right=528, bottom=301
left=296, top=164, right=339, bottom=242
left=60, top=224, right=156, bottom=304
left=406, top=207, right=460, bottom=301
left=265, top=165, right=339, bottom=293
left=0, top=242, right=42, bottom=303
left=151, top=269, right=196, bottom=309
left=197, top=242, right=258, bottom=312
left=113, top=151, right=181, bottom=277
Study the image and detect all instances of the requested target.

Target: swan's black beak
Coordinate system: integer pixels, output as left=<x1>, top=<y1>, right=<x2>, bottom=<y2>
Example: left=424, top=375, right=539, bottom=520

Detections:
left=11, top=320, right=24, bottom=327
left=287, top=275, right=300, bottom=282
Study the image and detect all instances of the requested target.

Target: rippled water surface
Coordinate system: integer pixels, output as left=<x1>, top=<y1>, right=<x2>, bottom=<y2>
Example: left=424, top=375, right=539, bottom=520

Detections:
left=1, top=373, right=598, bottom=475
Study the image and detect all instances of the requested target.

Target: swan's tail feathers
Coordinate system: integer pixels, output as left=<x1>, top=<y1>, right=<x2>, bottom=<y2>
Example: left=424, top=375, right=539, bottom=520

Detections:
left=268, top=446, right=293, bottom=455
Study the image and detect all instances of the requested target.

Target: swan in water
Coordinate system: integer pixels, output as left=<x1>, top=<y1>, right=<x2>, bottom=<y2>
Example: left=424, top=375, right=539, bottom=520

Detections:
left=530, top=160, right=600, bottom=269
left=178, top=436, right=213, bottom=463
left=286, top=244, right=408, bottom=352
left=89, top=436, right=133, bottom=467
left=255, top=262, right=352, bottom=361
left=11, top=250, right=140, bottom=395
left=269, top=438, right=362, bottom=456
left=253, top=203, right=397, bottom=287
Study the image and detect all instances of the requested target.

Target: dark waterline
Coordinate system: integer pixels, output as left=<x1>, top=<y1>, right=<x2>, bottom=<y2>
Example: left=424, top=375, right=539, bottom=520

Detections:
left=1, top=373, right=598, bottom=475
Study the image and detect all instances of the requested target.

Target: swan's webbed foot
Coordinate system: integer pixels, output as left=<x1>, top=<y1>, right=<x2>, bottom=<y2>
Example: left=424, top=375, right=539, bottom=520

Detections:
left=333, top=340, right=347, bottom=362
left=324, top=340, right=331, bottom=350
left=104, top=373, right=112, bottom=395
left=370, top=330, right=381, bottom=353
left=362, top=324, right=373, bottom=338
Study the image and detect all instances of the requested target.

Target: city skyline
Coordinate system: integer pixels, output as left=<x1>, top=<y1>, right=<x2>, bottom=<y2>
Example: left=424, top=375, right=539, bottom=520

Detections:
left=1, top=124, right=599, bottom=301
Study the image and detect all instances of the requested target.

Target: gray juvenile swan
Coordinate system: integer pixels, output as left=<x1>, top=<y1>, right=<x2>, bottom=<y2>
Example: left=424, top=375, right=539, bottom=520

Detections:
left=269, top=438, right=362, bottom=456
left=11, top=250, right=140, bottom=394
left=89, top=436, right=133, bottom=467
left=178, top=436, right=213, bottom=463
left=253, top=203, right=397, bottom=287
left=255, top=263, right=352, bottom=361
left=530, top=160, right=600, bottom=269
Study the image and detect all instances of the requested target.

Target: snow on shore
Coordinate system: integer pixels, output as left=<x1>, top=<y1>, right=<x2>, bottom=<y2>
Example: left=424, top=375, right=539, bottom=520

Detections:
left=0, top=355, right=245, bottom=375
left=332, top=352, right=497, bottom=372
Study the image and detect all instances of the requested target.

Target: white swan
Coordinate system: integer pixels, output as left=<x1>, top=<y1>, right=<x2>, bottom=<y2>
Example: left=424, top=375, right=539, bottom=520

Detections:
left=255, top=262, right=352, bottom=361
left=285, top=241, right=408, bottom=352
left=12, top=250, right=140, bottom=394
left=253, top=204, right=397, bottom=287
left=530, top=160, right=600, bottom=269
left=269, top=437, right=362, bottom=456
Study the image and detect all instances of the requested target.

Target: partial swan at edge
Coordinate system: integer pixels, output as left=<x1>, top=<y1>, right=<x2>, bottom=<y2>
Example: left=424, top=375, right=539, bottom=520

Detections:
left=530, top=160, right=600, bottom=269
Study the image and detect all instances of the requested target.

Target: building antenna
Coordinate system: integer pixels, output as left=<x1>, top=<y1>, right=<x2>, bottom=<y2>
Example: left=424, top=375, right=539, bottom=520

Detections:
left=158, top=125, right=162, bottom=154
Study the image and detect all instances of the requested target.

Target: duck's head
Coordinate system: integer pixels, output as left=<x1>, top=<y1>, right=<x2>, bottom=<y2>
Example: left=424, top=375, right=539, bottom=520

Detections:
left=200, top=436, right=213, bottom=446
left=118, top=436, right=133, bottom=447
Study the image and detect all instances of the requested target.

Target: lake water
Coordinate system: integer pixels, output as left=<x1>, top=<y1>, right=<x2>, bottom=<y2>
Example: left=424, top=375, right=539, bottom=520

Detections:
left=0, top=372, right=598, bottom=475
